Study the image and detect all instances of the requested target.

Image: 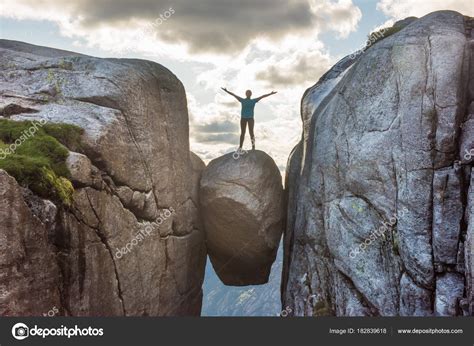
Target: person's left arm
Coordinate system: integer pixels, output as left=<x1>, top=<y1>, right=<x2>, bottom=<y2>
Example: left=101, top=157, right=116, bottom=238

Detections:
left=255, top=91, right=277, bottom=102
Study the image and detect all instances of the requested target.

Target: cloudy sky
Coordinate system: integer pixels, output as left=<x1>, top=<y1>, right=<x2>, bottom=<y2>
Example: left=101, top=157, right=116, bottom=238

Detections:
left=1, top=0, right=473, bottom=171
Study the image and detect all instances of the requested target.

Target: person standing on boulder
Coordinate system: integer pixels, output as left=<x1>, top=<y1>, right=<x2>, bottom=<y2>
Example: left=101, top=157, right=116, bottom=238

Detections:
left=221, top=88, right=277, bottom=150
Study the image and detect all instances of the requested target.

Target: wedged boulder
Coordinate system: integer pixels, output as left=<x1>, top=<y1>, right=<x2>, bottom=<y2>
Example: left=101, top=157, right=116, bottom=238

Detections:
left=200, top=150, right=284, bottom=286
left=282, top=11, right=473, bottom=316
left=0, top=40, right=206, bottom=316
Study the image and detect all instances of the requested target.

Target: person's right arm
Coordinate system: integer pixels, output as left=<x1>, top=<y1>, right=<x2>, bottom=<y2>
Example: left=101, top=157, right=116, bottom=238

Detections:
left=221, top=87, right=242, bottom=101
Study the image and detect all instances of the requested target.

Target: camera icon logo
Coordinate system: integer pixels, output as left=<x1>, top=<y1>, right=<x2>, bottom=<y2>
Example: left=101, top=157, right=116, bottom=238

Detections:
left=232, top=148, right=247, bottom=160
left=12, top=323, right=29, bottom=340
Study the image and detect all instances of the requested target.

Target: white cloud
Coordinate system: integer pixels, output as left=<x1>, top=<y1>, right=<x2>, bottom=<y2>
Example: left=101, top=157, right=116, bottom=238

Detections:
left=256, top=47, right=332, bottom=87
left=311, top=0, right=362, bottom=38
left=1, top=0, right=361, bottom=58
left=377, top=0, right=474, bottom=19
left=1, top=0, right=353, bottom=170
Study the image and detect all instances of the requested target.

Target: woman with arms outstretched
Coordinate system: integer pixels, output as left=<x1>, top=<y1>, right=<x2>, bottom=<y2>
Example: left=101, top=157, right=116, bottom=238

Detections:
left=221, top=88, right=277, bottom=150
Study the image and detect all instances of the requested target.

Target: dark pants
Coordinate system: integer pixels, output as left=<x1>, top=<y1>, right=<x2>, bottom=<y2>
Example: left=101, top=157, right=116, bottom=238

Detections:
left=240, top=118, right=255, bottom=148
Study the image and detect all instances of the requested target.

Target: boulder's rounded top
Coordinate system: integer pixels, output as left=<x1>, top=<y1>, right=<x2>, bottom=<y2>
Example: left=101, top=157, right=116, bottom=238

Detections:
left=202, top=150, right=281, bottom=188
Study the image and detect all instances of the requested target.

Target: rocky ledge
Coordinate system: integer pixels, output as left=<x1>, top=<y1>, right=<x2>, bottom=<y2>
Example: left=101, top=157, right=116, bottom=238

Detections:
left=0, top=39, right=206, bottom=316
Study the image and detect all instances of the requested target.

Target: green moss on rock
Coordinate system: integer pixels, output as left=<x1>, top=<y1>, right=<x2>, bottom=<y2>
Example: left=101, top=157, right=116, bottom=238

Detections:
left=365, top=17, right=417, bottom=50
left=0, top=119, right=84, bottom=205
left=43, top=122, right=84, bottom=152
left=314, top=300, right=333, bottom=316
left=367, top=25, right=403, bottom=46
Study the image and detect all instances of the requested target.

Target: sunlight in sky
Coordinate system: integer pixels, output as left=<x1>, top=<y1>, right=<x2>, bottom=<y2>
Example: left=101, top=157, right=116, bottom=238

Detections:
left=1, top=0, right=473, bottom=171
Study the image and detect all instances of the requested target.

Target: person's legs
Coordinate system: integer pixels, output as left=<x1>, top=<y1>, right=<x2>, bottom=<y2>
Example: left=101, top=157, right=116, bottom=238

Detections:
left=239, top=119, right=247, bottom=149
left=248, top=119, right=255, bottom=150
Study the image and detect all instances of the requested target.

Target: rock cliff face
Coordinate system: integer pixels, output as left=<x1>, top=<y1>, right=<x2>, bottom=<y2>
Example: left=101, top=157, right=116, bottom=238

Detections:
left=282, top=11, right=474, bottom=316
left=0, top=171, right=62, bottom=315
left=200, top=150, right=284, bottom=286
left=0, top=40, right=206, bottom=316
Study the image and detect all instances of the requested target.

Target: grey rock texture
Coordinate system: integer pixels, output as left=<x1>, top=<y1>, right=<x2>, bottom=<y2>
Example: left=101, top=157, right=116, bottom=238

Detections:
left=435, top=273, right=464, bottom=316
left=432, top=168, right=463, bottom=264
left=399, top=273, right=433, bottom=316
left=464, top=169, right=474, bottom=315
left=190, top=152, right=206, bottom=213
left=0, top=40, right=206, bottom=316
left=0, top=170, right=62, bottom=316
left=200, top=150, right=284, bottom=286
left=282, top=11, right=473, bottom=316
left=66, top=151, right=102, bottom=188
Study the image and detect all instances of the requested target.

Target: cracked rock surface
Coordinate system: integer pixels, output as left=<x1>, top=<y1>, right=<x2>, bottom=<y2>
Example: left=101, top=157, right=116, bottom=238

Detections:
left=282, top=11, right=473, bottom=316
left=0, top=171, right=62, bottom=315
left=0, top=40, right=206, bottom=316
